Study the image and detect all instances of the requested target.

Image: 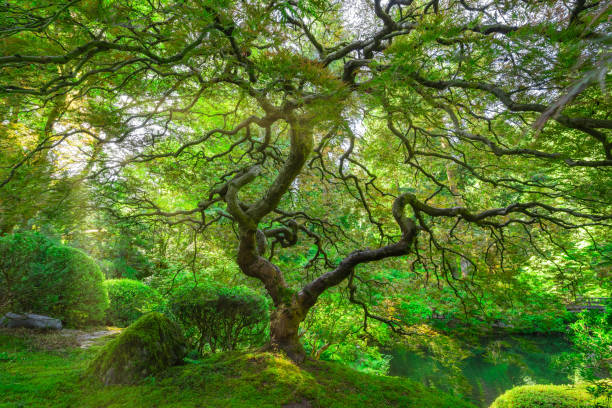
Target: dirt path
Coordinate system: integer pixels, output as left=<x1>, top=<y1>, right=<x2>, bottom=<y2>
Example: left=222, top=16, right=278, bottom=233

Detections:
left=56, top=327, right=122, bottom=348
left=0, top=327, right=122, bottom=350
left=73, top=329, right=121, bottom=348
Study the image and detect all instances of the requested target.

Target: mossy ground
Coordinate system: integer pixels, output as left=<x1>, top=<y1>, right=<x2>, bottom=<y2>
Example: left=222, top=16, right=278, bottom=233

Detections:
left=0, top=330, right=476, bottom=408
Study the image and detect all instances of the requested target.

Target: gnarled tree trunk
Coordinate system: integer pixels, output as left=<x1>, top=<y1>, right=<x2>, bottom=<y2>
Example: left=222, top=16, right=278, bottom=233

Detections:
left=269, top=300, right=307, bottom=363
left=222, top=115, right=419, bottom=363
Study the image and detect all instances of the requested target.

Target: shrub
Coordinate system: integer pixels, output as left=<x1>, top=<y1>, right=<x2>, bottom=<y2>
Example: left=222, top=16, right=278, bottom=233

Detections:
left=169, top=282, right=268, bottom=353
left=586, top=379, right=612, bottom=407
left=561, top=306, right=612, bottom=380
left=490, top=384, right=599, bottom=408
left=88, top=312, right=186, bottom=385
left=104, top=279, right=161, bottom=326
left=556, top=304, right=612, bottom=380
left=0, top=232, right=108, bottom=326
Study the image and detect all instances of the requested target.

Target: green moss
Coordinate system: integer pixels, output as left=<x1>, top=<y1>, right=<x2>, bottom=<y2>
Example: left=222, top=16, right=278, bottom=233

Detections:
left=490, top=384, right=602, bottom=408
left=0, top=331, right=477, bottom=407
left=0, top=333, right=89, bottom=407
left=88, top=312, right=186, bottom=385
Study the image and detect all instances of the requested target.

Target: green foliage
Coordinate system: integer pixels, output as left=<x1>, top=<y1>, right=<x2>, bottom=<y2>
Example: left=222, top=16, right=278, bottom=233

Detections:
left=102, top=231, right=156, bottom=280
left=586, top=379, right=612, bottom=408
left=0, top=232, right=108, bottom=326
left=508, top=311, right=570, bottom=333
left=104, top=279, right=161, bottom=326
left=389, top=333, right=586, bottom=406
left=399, top=297, right=433, bottom=324
left=168, top=282, right=269, bottom=353
left=301, top=293, right=392, bottom=375
left=490, top=384, right=604, bottom=408
left=521, top=241, right=612, bottom=300
left=88, top=312, right=186, bottom=385
left=0, top=332, right=476, bottom=407
left=559, top=306, right=612, bottom=380
left=0, top=231, right=50, bottom=311
left=0, top=114, right=55, bottom=235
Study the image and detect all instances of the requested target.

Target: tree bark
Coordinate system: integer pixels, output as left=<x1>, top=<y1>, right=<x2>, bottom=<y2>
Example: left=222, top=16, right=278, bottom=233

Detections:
left=268, top=300, right=307, bottom=363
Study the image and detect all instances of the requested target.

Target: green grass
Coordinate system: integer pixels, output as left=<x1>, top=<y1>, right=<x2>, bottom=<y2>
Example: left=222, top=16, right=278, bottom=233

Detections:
left=0, top=332, right=476, bottom=408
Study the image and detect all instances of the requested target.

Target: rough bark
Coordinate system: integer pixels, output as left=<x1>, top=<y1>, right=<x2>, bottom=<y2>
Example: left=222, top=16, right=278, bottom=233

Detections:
left=268, top=301, right=307, bottom=363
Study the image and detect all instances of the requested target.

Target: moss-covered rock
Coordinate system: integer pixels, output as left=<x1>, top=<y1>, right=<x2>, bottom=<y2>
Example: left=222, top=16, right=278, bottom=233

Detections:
left=88, top=313, right=186, bottom=385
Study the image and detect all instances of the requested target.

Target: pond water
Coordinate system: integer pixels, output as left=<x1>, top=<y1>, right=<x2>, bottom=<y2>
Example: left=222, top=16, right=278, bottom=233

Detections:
left=388, top=334, right=573, bottom=407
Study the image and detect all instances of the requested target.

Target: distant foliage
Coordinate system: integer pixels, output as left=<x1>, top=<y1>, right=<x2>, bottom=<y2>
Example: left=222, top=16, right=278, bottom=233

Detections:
left=559, top=305, right=612, bottom=380
left=0, top=232, right=49, bottom=312
left=0, top=232, right=108, bottom=326
left=104, top=279, right=161, bottom=327
left=301, top=293, right=393, bottom=375
left=169, top=282, right=268, bottom=353
left=490, top=384, right=602, bottom=408
left=586, top=379, right=612, bottom=408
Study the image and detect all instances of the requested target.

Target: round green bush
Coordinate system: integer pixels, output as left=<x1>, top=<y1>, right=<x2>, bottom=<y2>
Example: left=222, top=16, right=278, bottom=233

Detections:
left=104, top=279, right=161, bottom=326
left=169, top=282, right=269, bottom=353
left=490, top=384, right=597, bottom=408
left=0, top=231, right=108, bottom=326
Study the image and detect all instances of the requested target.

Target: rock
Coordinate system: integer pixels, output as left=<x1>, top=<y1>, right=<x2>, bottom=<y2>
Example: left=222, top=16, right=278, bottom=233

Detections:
left=88, top=312, right=186, bottom=385
left=0, top=312, right=62, bottom=330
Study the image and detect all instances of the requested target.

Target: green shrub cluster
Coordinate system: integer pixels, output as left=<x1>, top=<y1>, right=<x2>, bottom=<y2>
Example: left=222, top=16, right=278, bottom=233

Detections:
left=168, top=282, right=268, bottom=353
left=0, top=232, right=108, bottom=326
left=490, top=384, right=600, bottom=408
left=561, top=306, right=612, bottom=380
left=104, top=279, right=161, bottom=326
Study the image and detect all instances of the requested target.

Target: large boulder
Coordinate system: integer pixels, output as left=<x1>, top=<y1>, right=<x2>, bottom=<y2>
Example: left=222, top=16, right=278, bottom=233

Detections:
left=0, top=312, right=62, bottom=330
left=88, top=312, right=186, bottom=385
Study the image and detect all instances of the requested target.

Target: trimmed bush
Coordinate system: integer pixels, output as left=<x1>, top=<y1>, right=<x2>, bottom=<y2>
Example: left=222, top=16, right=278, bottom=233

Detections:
left=0, top=232, right=108, bottom=326
left=490, top=384, right=598, bottom=408
left=104, top=279, right=161, bottom=326
left=169, top=282, right=268, bottom=353
left=88, top=312, right=186, bottom=385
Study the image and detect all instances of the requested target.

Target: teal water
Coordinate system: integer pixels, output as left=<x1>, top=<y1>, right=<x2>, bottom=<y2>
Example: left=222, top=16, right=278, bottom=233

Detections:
left=388, top=335, right=573, bottom=407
